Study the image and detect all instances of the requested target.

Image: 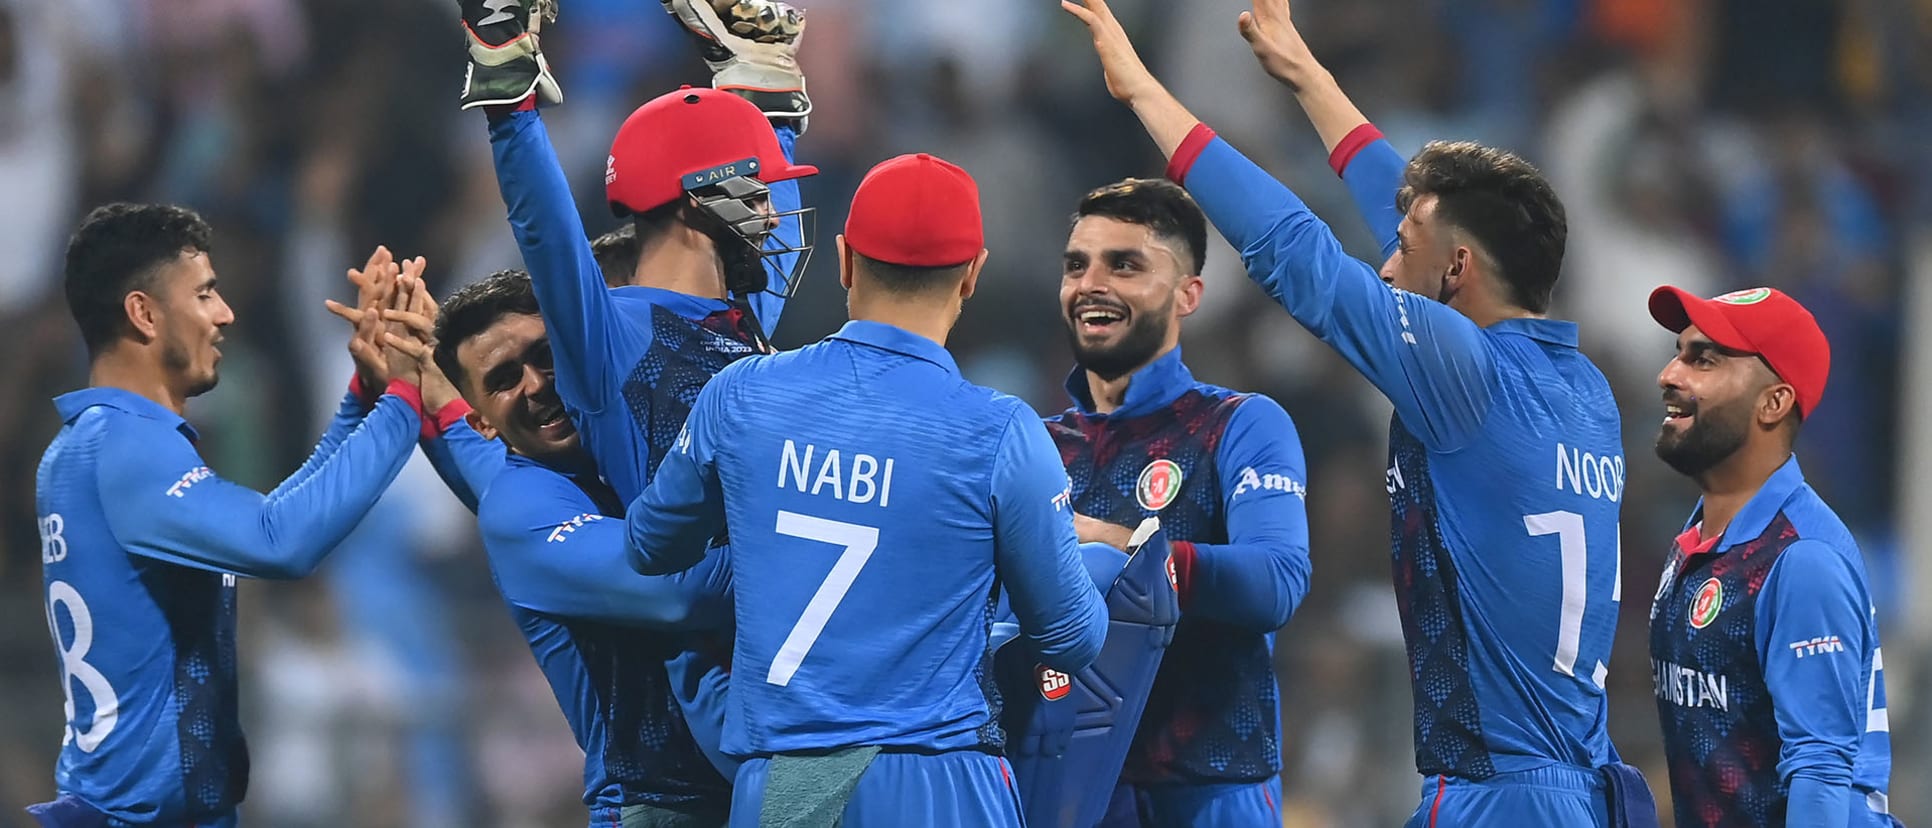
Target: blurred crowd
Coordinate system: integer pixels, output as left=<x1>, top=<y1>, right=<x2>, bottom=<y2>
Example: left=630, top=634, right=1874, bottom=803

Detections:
left=1, top=0, right=1927, bottom=825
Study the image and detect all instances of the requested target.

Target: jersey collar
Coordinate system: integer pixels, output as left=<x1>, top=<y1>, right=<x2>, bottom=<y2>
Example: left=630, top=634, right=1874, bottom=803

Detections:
left=828, top=320, right=960, bottom=375
left=53, top=386, right=199, bottom=442
left=1489, top=317, right=1579, bottom=347
left=1062, top=346, right=1193, bottom=418
left=1684, top=454, right=1807, bottom=552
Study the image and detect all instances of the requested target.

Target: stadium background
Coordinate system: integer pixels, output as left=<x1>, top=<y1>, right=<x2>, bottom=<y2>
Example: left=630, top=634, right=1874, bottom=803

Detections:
left=0, top=0, right=1928, bottom=825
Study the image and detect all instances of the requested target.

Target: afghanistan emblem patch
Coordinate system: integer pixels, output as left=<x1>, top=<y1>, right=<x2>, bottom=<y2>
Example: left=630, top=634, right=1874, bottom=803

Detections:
left=1136, top=459, right=1183, bottom=511
left=1689, top=578, right=1724, bottom=629
left=1715, top=287, right=1772, bottom=305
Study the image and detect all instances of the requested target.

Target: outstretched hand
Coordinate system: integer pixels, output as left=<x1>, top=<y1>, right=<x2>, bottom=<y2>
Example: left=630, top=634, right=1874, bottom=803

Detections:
left=380, top=256, right=431, bottom=387
left=1237, top=0, right=1319, bottom=91
left=325, top=246, right=401, bottom=390
left=380, top=272, right=465, bottom=414
left=1058, top=0, right=1159, bottom=105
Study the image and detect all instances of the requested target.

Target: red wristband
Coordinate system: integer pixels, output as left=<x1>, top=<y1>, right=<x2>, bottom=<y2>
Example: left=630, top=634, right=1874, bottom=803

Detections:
left=426, top=398, right=474, bottom=440
left=1165, top=123, right=1219, bottom=186
left=1327, top=122, right=1386, bottom=177
left=1169, top=540, right=1200, bottom=610
left=349, top=374, right=381, bottom=410
left=483, top=95, right=540, bottom=121
left=383, top=378, right=426, bottom=418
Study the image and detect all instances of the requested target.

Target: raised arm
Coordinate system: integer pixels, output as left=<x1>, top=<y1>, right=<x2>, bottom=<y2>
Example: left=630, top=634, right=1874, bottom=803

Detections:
left=1237, top=0, right=1402, bottom=254
left=1063, top=0, right=1495, bottom=450
left=992, top=406, right=1108, bottom=672
left=98, top=388, right=421, bottom=579
left=482, top=464, right=732, bottom=628
left=626, top=369, right=732, bottom=576
left=1168, top=396, right=1311, bottom=632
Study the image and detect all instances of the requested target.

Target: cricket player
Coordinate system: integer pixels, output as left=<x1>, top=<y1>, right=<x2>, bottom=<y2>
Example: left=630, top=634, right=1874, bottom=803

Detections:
left=1066, top=1, right=1642, bottom=823
left=394, top=270, right=736, bottom=826
left=1047, top=178, right=1311, bottom=827
left=454, top=0, right=816, bottom=789
left=31, top=204, right=427, bottom=826
left=1646, top=286, right=1899, bottom=828
left=626, top=153, right=1109, bottom=827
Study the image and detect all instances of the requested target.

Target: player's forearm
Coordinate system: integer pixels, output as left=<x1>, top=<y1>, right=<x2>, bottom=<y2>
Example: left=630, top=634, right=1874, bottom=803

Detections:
left=1784, top=774, right=1852, bottom=828
left=1335, top=134, right=1407, bottom=259
left=507, top=526, right=731, bottom=628
left=624, top=460, right=725, bottom=577
left=1173, top=539, right=1310, bottom=631
left=1122, top=84, right=1203, bottom=162
left=1290, top=71, right=1372, bottom=157
left=489, top=109, right=615, bottom=410
left=249, top=391, right=422, bottom=577
left=283, top=384, right=377, bottom=492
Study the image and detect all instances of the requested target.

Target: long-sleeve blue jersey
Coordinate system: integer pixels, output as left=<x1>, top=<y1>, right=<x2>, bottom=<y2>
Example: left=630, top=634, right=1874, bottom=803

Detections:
left=627, top=321, right=1109, bottom=758
left=35, top=385, right=419, bottom=824
left=1046, top=347, right=1310, bottom=784
left=486, top=106, right=805, bottom=786
left=1172, top=125, right=1625, bottom=778
left=417, top=413, right=737, bottom=821
left=489, top=108, right=804, bottom=504
left=1649, top=456, right=1893, bottom=828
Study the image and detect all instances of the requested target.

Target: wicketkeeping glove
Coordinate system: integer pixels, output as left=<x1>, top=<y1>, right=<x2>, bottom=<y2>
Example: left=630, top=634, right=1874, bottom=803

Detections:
left=458, top=0, right=563, bottom=110
left=662, top=0, right=811, bottom=130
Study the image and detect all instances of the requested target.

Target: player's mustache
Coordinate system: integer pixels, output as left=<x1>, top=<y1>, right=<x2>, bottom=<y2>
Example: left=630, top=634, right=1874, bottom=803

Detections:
left=1068, top=297, right=1130, bottom=318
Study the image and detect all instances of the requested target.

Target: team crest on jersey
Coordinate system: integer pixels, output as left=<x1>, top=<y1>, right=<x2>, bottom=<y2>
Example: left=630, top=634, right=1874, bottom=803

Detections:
left=1136, top=459, right=1183, bottom=511
left=1689, top=578, right=1724, bottom=629
left=1165, top=552, right=1178, bottom=592
left=1715, top=287, right=1772, bottom=305
left=1036, top=665, right=1072, bottom=701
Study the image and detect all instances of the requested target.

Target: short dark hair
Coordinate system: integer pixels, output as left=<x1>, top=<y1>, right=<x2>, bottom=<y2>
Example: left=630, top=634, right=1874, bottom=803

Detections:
left=433, top=269, right=540, bottom=390
left=63, top=203, right=214, bottom=355
left=592, top=224, right=640, bottom=289
left=851, top=251, right=970, bottom=295
left=1072, top=178, right=1208, bottom=275
left=1397, top=141, right=1567, bottom=313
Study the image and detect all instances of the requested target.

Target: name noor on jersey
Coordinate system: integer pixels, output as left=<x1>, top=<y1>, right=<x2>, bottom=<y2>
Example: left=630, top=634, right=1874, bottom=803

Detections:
left=1386, top=442, right=1624, bottom=501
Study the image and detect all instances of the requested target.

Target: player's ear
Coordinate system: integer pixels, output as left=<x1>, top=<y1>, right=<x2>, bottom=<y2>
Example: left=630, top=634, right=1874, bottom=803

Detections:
left=465, top=409, right=499, bottom=441
left=124, top=290, right=160, bottom=342
left=836, top=234, right=854, bottom=291
left=959, top=248, right=990, bottom=301
left=1175, top=274, right=1204, bottom=318
left=1756, top=381, right=1798, bottom=428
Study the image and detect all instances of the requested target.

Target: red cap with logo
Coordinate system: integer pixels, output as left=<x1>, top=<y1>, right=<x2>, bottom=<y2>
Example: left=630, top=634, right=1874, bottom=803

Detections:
left=1648, top=286, right=1831, bottom=416
left=605, top=86, right=818, bottom=216
left=844, top=153, right=984, bottom=268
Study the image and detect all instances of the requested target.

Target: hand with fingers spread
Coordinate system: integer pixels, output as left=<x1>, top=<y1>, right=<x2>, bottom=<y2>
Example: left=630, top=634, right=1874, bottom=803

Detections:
left=379, top=270, right=463, bottom=415
left=1059, top=0, right=1160, bottom=105
left=1059, top=0, right=1201, bottom=159
left=325, top=246, right=402, bottom=393
left=380, top=257, right=431, bottom=387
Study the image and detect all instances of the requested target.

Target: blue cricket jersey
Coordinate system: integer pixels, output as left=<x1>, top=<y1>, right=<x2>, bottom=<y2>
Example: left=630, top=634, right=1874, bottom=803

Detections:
left=1649, top=456, right=1893, bottom=828
left=486, top=107, right=806, bottom=786
left=1173, top=125, right=1625, bottom=779
left=1047, top=347, right=1310, bottom=784
left=627, top=320, right=1109, bottom=758
left=35, top=384, right=419, bottom=824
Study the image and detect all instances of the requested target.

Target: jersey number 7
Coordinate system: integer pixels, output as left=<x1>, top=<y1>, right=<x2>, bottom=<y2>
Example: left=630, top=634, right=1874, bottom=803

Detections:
left=766, top=510, right=880, bottom=687
left=1524, top=510, right=1618, bottom=687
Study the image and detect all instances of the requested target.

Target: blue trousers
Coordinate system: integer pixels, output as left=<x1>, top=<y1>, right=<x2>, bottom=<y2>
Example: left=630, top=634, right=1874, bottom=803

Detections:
left=730, top=752, right=1022, bottom=828
left=1405, top=765, right=1608, bottom=828
left=1096, top=776, right=1281, bottom=828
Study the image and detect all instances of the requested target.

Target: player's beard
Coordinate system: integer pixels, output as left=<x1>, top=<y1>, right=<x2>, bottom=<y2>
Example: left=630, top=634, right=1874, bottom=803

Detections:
left=162, top=337, right=219, bottom=398
left=1067, top=298, right=1173, bottom=382
left=1654, top=394, right=1750, bottom=478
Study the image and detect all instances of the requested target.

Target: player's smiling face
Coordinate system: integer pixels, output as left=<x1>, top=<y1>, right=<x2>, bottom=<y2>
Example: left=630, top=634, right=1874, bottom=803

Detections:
left=1061, top=216, right=1201, bottom=380
left=1382, top=196, right=1456, bottom=302
left=456, top=313, right=584, bottom=465
left=151, top=250, right=234, bottom=399
left=1654, top=326, right=1777, bottom=477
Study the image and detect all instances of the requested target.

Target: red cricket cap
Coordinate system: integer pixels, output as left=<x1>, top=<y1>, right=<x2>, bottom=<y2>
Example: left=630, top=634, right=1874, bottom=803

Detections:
left=844, top=153, right=984, bottom=268
left=605, top=86, right=818, bottom=216
left=1648, top=286, right=1831, bottom=416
